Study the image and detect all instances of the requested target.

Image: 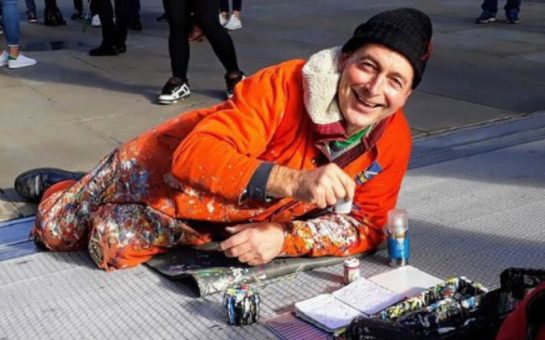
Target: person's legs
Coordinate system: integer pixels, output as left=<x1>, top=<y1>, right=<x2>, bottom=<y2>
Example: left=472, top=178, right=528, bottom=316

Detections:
left=113, top=0, right=129, bottom=47
left=504, top=0, right=521, bottom=23
left=193, top=1, right=240, bottom=74
left=232, top=0, right=241, bottom=14
left=481, top=0, right=499, bottom=12
left=219, top=0, right=229, bottom=25
left=158, top=0, right=192, bottom=104
left=164, top=0, right=191, bottom=80
left=193, top=0, right=243, bottom=98
left=24, top=0, right=38, bottom=22
left=0, top=0, right=36, bottom=68
left=32, top=152, right=119, bottom=251
left=71, top=0, right=83, bottom=19
left=476, top=0, right=498, bottom=23
left=90, top=0, right=123, bottom=55
left=44, top=0, right=66, bottom=26
left=1, top=0, right=20, bottom=47
left=127, top=0, right=141, bottom=30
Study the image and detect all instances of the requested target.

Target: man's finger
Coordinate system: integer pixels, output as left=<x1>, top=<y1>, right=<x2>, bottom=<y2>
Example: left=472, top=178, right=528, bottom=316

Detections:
left=224, top=240, right=254, bottom=258
left=220, top=230, right=249, bottom=251
left=225, top=223, right=252, bottom=234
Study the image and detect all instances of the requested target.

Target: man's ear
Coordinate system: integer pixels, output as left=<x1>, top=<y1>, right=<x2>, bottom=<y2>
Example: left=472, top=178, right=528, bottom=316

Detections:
left=337, top=52, right=351, bottom=72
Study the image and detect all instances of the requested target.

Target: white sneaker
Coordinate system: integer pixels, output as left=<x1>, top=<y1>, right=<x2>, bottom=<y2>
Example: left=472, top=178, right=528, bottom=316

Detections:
left=224, top=15, right=242, bottom=30
left=0, top=51, right=8, bottom=67
left=91, top=14, right=101, bottom=27
left=219, top=13, right=229, bottom=26
left=8, top=54, right=37, bottom=69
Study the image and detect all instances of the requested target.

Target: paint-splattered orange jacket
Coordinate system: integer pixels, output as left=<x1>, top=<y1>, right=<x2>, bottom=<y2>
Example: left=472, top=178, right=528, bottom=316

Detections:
left=125, top=47, right=412, bottom=258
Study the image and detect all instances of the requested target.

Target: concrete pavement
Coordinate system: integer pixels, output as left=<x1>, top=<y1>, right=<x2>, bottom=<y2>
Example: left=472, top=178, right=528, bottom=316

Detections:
left=1, top=0, right=545, bottom=220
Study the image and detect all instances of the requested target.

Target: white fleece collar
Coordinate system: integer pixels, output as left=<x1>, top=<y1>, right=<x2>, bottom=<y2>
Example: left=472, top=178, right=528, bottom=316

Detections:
left=302, top=46, right=343, bottom=126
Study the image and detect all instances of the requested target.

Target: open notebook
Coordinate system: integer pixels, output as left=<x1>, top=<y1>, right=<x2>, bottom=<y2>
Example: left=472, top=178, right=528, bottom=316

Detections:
left=294, top=266, right=443, bottom=334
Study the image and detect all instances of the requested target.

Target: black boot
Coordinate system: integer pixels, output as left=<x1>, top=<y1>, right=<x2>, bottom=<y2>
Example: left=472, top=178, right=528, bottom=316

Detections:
left=44, top=0, right=66, bottom=26
left=14, top=168, right=86, bottom=202
left=89, top=41, right=118, bottom=56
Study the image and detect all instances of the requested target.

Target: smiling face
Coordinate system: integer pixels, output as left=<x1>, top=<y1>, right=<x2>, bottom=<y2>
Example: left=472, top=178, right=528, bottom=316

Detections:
left=337, top=43, right=414, bottom=136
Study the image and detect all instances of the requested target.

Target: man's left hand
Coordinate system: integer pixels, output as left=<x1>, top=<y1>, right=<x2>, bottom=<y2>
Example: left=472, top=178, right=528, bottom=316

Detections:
left=220, top=222, right=284, bottom=266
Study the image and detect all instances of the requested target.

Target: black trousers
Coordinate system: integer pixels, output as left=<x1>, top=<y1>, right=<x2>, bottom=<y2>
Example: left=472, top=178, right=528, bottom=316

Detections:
left=97, top=0, right=129, bottom=45
left=162, top=0, right=240, bottom=80
left=219, top=0, right=242, bottom=13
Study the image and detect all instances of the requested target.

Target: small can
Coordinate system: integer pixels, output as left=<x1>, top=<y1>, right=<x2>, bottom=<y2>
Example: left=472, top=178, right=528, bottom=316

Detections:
left=343, top=258, right=360, bottom=284
left=223, top=284, right=260, bottom=326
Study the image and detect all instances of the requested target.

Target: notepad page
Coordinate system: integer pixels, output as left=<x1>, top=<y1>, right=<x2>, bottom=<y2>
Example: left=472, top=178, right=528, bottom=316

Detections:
left=332, top=277, right=404, bottom=315
left=368, top=266, right=443, bottom=297
left=294, top=294, right=362, bottom=332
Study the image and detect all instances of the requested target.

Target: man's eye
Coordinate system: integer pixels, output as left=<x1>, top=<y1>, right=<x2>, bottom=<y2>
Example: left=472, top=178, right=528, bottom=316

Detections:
left=392, top=78, right=404, bottom=89
left=360, top=61, right=375, bottom=69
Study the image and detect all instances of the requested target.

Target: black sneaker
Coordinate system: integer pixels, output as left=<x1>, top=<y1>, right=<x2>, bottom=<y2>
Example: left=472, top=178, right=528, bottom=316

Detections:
left=506, top=10, right=520, bottom=24
left=225, top=71, right=245, bottom=99
left=89, top=42, right=118, bottom=56
left=158, top=77, right=191, bottom=104
left=476, top=10, right=496, bottom=24
left=27, top=11, right=39, bottom=23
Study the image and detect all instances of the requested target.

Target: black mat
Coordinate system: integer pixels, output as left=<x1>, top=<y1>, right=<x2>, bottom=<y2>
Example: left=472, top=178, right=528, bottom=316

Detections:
left=145, top=244, right=376, bottom=296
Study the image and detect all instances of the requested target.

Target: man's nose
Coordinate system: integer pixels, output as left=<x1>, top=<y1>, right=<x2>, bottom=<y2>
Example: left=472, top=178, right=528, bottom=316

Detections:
left=365, top=74, right=385, bottom=96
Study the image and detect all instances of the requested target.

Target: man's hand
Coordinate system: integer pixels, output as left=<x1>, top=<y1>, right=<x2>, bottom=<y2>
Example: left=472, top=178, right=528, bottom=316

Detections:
left=220, top=222, right=284, bottom=266
left=268, top=164, right=356, bottom=209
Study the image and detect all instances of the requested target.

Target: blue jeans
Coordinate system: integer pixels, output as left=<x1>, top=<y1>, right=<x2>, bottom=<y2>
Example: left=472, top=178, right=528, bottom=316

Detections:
left=481, top=0, right=521, bottom=13
left=1, top=0, right=20, bottom=46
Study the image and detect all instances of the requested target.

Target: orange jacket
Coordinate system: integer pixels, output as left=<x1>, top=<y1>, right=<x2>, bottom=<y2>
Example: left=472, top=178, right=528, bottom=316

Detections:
left=119, top=56, right=411, bottom=257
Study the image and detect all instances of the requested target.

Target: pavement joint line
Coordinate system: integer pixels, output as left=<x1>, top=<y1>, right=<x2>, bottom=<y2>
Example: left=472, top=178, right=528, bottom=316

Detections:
left=411, top=110, right=545, bottom=168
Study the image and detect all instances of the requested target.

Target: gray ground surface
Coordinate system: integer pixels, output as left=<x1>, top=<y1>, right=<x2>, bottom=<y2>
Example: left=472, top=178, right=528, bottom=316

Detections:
left=1, top=0, right=545, bottom=339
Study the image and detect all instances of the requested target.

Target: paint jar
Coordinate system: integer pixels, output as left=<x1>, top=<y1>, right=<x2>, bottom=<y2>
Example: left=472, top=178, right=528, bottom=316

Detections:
left=343, top=258, right=361, bottom=284
left=334, top=198, right=353, bottom=214
left=223, top=284, right=260, bottom=325
left=386, top=208, right=409, bottom=268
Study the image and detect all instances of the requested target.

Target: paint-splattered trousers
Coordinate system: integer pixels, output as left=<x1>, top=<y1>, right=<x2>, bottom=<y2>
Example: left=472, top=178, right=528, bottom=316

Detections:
left=32, top=150, right=212, bottom=271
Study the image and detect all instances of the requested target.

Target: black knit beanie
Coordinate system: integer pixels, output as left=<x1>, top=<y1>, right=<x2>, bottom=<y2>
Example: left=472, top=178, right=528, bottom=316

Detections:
left=341, top=8, right=433, bottom=89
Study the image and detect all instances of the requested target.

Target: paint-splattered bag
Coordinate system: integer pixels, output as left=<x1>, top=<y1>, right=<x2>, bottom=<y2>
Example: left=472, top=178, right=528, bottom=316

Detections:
left=344, top=268, right=545, bottom=340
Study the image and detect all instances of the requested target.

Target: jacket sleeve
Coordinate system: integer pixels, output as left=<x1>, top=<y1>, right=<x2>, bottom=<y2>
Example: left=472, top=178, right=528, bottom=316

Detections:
left=280, top=115, right=412, bottom=257
left=171, top=62, right=300, bottom=203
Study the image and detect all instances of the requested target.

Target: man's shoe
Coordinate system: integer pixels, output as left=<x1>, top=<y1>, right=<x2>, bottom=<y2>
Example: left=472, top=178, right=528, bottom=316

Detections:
left=224, top=15, right=242, bottom=31
left=219, top=13, right=229, bottom=26
left=476, top=10, right=496, bottom=24
left=91, top=14, right=101, bottom=27
left=89, top=43, right=118, bottom=56
left=8, top=54, right=37, bottom=69
left=158, top=77, right=191, bottom=104
left=14, top=168, right=86, bottom=202
left=225, top=71, right=245, bottom=99
left=27, top=11, right=39, bottom=23
left=506, top=10, right=520, bottom=24
left=114, top=42, right=126, bottom=54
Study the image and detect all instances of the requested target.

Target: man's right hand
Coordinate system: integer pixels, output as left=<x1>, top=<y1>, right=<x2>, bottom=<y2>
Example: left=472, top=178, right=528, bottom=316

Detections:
left=267, top=164, right=355, bottom=209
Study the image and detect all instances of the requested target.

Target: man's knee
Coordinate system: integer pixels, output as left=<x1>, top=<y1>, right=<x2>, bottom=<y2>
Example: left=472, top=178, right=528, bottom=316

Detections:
left=87, top=206, right=165, bottom=271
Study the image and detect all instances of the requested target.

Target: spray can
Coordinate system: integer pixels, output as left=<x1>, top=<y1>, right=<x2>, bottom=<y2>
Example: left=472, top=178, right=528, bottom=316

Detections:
left=386, top=208, right=409, bottom=268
